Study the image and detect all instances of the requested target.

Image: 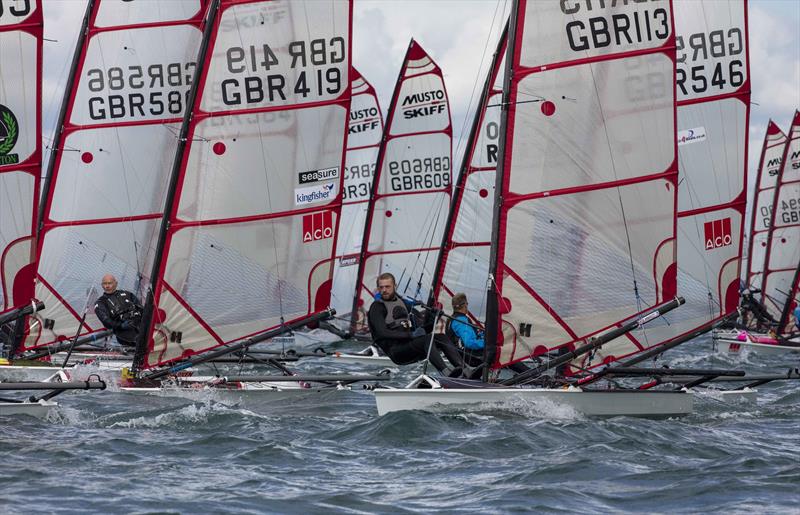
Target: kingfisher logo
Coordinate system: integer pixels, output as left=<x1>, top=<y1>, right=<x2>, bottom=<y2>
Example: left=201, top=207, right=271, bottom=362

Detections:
left=704, top=217, right=733, bottom=250
left=302, top=211, right=333, bottom=243
left=677, top=126, right=707, bottom=146
left=295, top=182, right=335, bottom=206
left=0, top=104, right=20, bottom=166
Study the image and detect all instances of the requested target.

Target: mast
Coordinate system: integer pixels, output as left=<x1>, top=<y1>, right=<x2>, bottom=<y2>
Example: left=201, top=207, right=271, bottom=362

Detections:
left=428, top=21, right=508, bottom=313
left=350, top=40, right=453, bottom=330
left=132, top=0, right=220, bottom=372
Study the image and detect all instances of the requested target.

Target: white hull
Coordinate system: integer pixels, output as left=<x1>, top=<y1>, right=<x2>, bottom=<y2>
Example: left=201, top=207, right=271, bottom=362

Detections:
left=0, top=400, right=57, bottom=419
left=0, top=356, right=130, bottom=382
left=374, top=376, right=692, bottom=417
left=712, top=330, right=800, bottom=356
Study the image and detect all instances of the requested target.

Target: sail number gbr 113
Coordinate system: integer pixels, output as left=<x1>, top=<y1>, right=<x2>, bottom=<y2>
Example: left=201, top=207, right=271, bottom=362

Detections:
left=222, top=38, right=345, bottom=106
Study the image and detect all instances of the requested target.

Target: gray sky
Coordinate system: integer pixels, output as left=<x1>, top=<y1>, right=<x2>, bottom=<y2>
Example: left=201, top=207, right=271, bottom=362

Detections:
left=41, top=0, right=800, bottom=202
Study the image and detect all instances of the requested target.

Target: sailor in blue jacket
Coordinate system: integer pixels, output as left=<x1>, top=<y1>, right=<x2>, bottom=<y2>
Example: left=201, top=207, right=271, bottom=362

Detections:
left=448, top=293, right=484, bottom=366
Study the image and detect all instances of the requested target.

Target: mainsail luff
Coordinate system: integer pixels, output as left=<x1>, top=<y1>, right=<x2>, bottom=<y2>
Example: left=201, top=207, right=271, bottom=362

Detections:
left=20, top=0, right=208, bottom=352
left=330, top=68, right=384, bottom=324
left=746, top=121, right=788, bottom=291
left=486, top=0, right=679, bottom=369
left=139, top=0, right=353, bottom=369
left=349, top=40, right=453, bottom=331
left=764, top=110, right=800, bottom=332
left=0, top=0, right=43, bottom=318
left=428, top=22, right=508, bottom=320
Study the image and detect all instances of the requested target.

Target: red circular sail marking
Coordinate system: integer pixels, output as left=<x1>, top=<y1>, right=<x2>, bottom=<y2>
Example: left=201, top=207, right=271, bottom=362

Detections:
left=81, top=152, right=93, bottom=164
left=213, top=142, right=226, bottom=155
left=541, top=101, right=556, bottom=116
left=479, top=188, right=489, bottom=198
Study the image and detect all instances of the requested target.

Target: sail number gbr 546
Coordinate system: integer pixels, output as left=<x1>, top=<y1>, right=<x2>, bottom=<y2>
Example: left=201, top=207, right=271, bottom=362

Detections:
left=222, top=37, right=345, bottom=105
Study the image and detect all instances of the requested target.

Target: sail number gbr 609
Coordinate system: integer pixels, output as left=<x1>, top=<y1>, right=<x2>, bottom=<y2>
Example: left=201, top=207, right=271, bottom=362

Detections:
left=222, top=38, right=345, bottom=105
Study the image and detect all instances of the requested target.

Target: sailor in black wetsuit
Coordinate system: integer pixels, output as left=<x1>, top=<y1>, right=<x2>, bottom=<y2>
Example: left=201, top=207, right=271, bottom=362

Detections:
left=94, top=274, right=143, bottom=348
left=367, top=272, right=465, bottom=376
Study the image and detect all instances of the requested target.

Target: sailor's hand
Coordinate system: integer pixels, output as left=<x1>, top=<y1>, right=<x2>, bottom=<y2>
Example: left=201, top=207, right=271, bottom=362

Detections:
left=411, top=327, right=425, bottom=338
left=120, top=320, right=131, bottom=330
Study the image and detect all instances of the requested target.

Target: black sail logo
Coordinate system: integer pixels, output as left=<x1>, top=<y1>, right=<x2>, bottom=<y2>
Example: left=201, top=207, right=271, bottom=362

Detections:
left=0, top=104, right=20, bottom=166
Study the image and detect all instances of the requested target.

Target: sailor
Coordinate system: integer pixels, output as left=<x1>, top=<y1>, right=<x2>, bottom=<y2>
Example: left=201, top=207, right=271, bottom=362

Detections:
left=94, top=274, right=143, bottom=348
left=367, top=272, right=465, bottom=376
left=447, top=292, right=530, bottom=375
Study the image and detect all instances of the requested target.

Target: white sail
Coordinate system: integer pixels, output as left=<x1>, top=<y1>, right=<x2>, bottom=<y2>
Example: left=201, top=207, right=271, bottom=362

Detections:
left=0, top=1, right=41, bottom=316
left=20, top=0, right=206, bottom=351
left=486, top=0, right=678, bottom=369
left=351, top=40, right=452, bottom=327
left=747, top=121, right=788, bottom=292
left=762, top=110, right=800, bottom=329
left=431, top=25, right=507, bottom=321
left=590, top=0, right=751, bottom=364
left=329, top=69, right=384, bottom=326
left=141, top=0, right=352, bottom=368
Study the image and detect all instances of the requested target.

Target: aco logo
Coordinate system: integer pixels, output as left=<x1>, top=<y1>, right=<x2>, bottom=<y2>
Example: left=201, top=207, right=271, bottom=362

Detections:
left=302, top=211, right=333, bottom=243
left=0, top=104, right=20, bottom=166
left=704, top=217, right=732, bottom=250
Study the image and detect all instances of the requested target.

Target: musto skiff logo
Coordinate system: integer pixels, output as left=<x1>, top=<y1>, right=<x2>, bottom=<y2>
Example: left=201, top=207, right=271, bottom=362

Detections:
left=704, top=217, right=732, bottom=250
left=0, top=104, right=20, bottom=166
left=302, top=211, right=333, bottom=243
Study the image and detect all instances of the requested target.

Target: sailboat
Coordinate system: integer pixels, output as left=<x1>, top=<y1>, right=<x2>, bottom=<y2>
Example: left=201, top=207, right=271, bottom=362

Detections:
left=0, top=0, right=211, bottom=381
left=375, top=0, right=725, bottom=417
left=120, top=0, right=386, bottom=395
left=714, top=111, right=800, bottom=355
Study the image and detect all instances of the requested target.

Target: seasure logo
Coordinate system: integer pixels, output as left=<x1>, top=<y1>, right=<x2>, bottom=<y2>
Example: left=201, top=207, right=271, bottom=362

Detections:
left=0, top=104, right=20, bottom=166
left=704, top=217, right=733, bottom=250
left=298, top=167, right=339, bottom=184
left=302, top=211, right=333, bottom=243
left=295, top=182, right=336, bottom=206
left=677, top=126, right=707, bottom=146
left=400, top=89, right=446, bottom=119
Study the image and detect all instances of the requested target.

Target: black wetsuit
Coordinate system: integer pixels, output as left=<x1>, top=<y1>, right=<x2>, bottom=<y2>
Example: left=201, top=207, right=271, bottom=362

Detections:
left=367, top=297, right=463, bottom=372
left=94, top=289, right=143, bottom=347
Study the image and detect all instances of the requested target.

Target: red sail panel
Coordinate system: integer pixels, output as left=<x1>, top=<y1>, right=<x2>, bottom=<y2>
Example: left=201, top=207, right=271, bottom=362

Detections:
left=351, top=40, right=452, bottom=325
left=0, top=2, right=42, bottom=315
left=487, top=1, right=679, bottom=368
left=431, top=26, right=507, bottom=321
left=330, top=69, right=384, bottom=324
left=746, top=121, right=788, bottom=291
left=142, top=0, right=353, bottom=368
left=585, top=0, right=751, bottom=366
left=762, top=110, right=800, bottom=329
left=21, top=0, right=207, bottom=351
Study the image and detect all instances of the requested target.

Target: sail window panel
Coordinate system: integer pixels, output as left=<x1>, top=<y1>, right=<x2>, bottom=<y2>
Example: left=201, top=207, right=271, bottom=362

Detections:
left=763, top=270, right=796, bottom=317
left=0, top=1, right=37, bottom=26
left=378, top=134, right=451, bottom=195
left=470, top=93, right=503, bottom=169
left=509, top=55, right=674, bottom=195
left=518, top=0, right=672, bottom=69
left=366, top=193, right=449, bottom=254
left=766, top=226, right=800, bottom=271
left=341, top=147, right=379, bottom=207
left=161, top=216, right=334, bottom=346
left=330, top=241, right=361, bottom=314
left=148, top=287, right=218, bottom=365
left=176, top=105, right=345, bottom=222
left=94, top=0, right=202, bottom=27
left=674, top=0, right=747, bottom=102
left=676, top=98, right=746, bottom=212
left=347, top=89, right=382, bottom=149
left=441, top=245, right=490, bottom=319
left=362, top=250, right=441, bottom=302
left=49, top=125, right=176, bottom=222
left=502, top=180, right=673, bottom=341
left=452, top=171, right=495, bottom=245
left=336, top=201, right=368, bottom=257
left=0, top=172, right=34, bottom=309
left=35, top=221, right=160, bottom=336
left=0, top=31, right=38, bottom=164
left=753, top=188, right=779, bottom=233
left=200, top=0, right=349, bottom=112
left=70, top=26, right=202, bottom=126
left=388, top=73, right=450, bottom=136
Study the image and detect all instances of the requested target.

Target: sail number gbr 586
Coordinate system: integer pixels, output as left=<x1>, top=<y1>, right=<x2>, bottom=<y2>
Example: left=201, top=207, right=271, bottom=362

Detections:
left=222, top=38, right=345, bottom=105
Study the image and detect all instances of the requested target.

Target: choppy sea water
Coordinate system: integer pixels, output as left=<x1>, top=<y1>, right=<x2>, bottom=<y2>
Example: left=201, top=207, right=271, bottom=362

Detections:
left=1, top=334, right=799, bottom=514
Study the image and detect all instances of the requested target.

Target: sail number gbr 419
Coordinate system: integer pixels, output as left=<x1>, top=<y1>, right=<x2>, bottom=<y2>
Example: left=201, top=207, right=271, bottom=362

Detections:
left=222, top=38, right=345, bottom=105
